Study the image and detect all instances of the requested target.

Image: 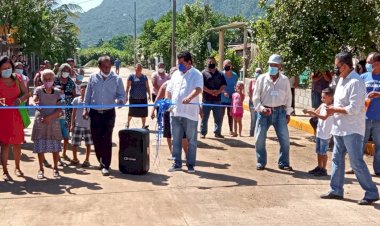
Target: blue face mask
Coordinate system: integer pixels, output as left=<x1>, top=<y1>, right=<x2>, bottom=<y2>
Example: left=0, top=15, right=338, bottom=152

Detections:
left=1, top=69, right=13, bottom=78
left=254, top=73, right=260, bottom=78
left=77, top=74, right=84, bottom=81
left=268, top=66, right=279, bottom=76
left=15, top=69, right=24, bottom=75
left=366, top=63, right=373, bottom=73
left=178, top=64, right=187, bottom=73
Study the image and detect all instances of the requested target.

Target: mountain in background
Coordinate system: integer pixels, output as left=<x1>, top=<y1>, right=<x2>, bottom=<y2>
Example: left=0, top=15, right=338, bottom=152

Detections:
left=73, top=0, right=264, bottom=47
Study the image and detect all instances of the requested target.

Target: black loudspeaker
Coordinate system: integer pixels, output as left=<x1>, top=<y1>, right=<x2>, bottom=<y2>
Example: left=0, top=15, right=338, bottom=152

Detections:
left=119, top=128, right=150, bottom=175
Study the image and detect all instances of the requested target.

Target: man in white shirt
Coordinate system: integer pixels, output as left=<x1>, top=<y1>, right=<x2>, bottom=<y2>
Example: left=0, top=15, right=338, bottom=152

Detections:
left=320, top=52, right=379, bottom=205
left=253, top=54, right=293, bottom=171
left=166, top=51, right=203, bottom=173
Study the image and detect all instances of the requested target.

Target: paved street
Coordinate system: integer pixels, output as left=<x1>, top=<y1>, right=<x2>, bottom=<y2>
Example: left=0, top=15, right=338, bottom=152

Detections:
left=0, top=67, right=379, bottom=226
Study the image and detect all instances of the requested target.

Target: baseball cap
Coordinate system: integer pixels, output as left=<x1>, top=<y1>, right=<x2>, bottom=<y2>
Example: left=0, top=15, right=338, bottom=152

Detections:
left=268, top=54, right=283, bottom=64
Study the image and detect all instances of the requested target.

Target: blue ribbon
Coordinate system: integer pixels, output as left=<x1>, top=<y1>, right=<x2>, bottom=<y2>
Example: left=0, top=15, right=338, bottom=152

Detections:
left=153, top=99, right=172, bottom=165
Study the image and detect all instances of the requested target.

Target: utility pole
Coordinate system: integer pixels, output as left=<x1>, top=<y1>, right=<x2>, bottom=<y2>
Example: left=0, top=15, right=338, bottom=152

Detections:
left=171, top=0, right=176, bottom=67
left=134, top=1, right=137, bottom=65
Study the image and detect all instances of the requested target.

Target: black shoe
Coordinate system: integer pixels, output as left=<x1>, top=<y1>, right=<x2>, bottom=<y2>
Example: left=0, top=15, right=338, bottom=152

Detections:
left=214, top=134, right=224, bottom=138
left=256, top=165, right=265, bottom=170
left=320, top=192, right=343, bottom=200
left=279, top=165, right=293, bottom=171
left=314, top=168, right=328, bottom=177
left=308, top=166, right=321, bottom=174
left=358, top=198, right=379, bottom=205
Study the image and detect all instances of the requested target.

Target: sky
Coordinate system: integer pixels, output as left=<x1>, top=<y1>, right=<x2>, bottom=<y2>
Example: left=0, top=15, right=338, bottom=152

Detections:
left=60, top=0, right=103, bottom=12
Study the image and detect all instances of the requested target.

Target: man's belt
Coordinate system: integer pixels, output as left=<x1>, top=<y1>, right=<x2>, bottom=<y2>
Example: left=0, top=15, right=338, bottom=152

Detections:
left=91, top=108, right=114, bottom=114
left=263, top=105, right=286, bottom=110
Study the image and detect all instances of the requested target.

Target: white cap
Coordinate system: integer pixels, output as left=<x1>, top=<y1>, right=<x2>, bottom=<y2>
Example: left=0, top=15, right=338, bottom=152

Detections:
left=268, top=54, right=283, bottom=64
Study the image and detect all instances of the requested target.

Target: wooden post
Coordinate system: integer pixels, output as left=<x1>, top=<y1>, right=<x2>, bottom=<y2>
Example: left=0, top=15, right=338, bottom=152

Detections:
left=218, top=30, right=224, bottom=71
left=243, top=27, right=248, bottom=81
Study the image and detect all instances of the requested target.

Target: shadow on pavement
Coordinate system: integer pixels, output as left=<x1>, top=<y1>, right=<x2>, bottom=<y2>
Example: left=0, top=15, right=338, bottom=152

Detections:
left=109, top=170, right=170, bottom=187
left=267, top=136, right=307, bottom=147
left=209, top=137, right=255, bottom=149
left=197, top=140, right=226, bottom=151
left=194, top=160, right=231, bottom=169
left=0, top=175, right=102, bottom=196
left=193, top=170, right=257, bottom=189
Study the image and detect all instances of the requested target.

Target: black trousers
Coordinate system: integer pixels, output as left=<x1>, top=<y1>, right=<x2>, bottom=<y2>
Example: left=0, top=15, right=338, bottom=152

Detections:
left=89, top=109, right=116, bottom=169
left=291, top=88, right=295, bottom=110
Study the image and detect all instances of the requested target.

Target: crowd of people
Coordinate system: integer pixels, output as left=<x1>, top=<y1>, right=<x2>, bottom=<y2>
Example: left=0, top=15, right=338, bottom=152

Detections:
left=0, top=50, right=379, bottom=205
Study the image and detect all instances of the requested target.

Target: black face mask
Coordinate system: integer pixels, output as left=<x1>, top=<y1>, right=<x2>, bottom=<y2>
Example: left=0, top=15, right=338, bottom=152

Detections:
left=334, top=66, right=341, bottom=76
left=224, top=65, right=231, bottom=71
left=208, top=63, right=216, bottom=69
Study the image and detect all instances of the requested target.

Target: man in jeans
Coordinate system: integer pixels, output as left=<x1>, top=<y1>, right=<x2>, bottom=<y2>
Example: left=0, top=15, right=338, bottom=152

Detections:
left=166, top=51, right=203, bottom=173
left=200, top=56, right=227, bottom=138
left=361, top=52, right=380, bottom=176
left=321, top=52, right=379, bottom=205
left=253, top=54, right=293, bottom=171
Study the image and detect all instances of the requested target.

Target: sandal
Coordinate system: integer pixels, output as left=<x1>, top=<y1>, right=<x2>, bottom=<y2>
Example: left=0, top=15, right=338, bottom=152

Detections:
left=53, top=169, right=60, bottom=178
left=61, top=154, right=71, bottom=161
left=37, top=170, right=44, bottom=180
left=15, top=169, right=24, bottom=177
left=81, top=160, right=91, bottom=168
left=70, top=159, right=80, bottom=165
left=3, top=173, right=12, bottom=182
left=43, top=159, right=52, bottom=168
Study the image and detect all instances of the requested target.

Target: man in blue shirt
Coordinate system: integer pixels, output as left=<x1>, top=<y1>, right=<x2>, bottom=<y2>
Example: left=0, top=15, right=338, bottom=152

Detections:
left=361, top=52, right=380, bottom=176
left=220, top=59, right=238, bottom=136
left=114, top=58, right=121, bottom=75
left=83, top=55, right=125, bottom=176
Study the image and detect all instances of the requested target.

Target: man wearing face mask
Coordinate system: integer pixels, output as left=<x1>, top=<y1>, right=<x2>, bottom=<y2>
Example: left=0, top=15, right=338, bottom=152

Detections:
left=166, top=51, right=203, bottom=173
left=200, top=56, right=227, bottom=139
left=151, top=62, right=169, bottom=102
left=83, top=55, right=126, bottom=176
left=359, top=52, right=380, bottom=176
left=253, top=54, right=293, bottom=171
left=320, top=52, right=379, bottom=205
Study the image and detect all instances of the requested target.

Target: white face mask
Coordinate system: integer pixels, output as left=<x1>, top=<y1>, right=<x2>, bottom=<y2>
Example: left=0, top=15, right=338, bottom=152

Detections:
left=61, top=72, right=70, bottom=78
left=158, top=68, right=165, bottom=74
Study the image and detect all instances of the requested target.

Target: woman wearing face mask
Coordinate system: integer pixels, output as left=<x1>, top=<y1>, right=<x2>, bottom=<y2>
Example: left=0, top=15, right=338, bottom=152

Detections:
left=151, top=62, right=170, bottom=102
left=54, top=63, right=76, bottom=162
left=0, top=56, right=29, bottom=181
left=32, top=69, right=63, bottom=179
left=14, top=62, right=30, bottom=96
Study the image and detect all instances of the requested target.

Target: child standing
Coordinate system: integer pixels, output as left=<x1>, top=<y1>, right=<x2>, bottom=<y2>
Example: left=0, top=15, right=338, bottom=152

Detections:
left=303, top=87, right=334, bottom=177
left=231, top=81, right=245, bottom=137
left=70, top=83, right=93, bottom=167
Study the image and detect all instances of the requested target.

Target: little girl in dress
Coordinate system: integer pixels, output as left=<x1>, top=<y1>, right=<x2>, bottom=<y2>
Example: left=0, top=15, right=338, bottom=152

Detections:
left=231, top=81, right=245, bottom=137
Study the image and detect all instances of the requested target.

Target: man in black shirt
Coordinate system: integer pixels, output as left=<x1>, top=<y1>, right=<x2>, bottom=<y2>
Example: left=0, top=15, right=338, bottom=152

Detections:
left=200, top=56, right=227, bottom=138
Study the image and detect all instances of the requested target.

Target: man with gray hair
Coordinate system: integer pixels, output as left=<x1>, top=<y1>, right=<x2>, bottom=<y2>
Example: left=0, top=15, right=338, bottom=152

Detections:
left=320, top=52, right=379, bottom=205
left=253, top=54, right=293, bottom=171
left=83, top=55, right=126, bottom=176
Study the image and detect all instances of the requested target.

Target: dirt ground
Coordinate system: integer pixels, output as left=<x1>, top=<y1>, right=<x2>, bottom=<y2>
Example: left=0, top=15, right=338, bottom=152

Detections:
left=0, top=67, right=379, bottom=226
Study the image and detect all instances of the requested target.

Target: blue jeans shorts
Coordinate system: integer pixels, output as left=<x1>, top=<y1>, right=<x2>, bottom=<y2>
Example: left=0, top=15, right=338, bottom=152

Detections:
left=316, top=137, right=329, bottom=155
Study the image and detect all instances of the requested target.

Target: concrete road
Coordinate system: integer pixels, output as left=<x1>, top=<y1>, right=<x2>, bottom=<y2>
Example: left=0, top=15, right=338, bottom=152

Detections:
left=1, top=67, right=379, bottom=226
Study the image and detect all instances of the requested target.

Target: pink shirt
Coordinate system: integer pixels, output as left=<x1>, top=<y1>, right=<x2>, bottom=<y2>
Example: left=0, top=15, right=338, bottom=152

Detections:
left=231, top=92, right=244, bottom=117
left=152, top=72, right=169, bottom=95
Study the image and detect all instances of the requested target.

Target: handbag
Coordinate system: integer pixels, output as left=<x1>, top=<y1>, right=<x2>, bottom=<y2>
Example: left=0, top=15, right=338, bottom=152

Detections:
left=14, top=75, right=31, bottom=128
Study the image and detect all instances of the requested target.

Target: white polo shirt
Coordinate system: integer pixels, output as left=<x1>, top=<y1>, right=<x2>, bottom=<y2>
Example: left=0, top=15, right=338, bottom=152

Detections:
left=332, top=70, right=366, bottom=136
left=167, top=67, right=203, bottom=121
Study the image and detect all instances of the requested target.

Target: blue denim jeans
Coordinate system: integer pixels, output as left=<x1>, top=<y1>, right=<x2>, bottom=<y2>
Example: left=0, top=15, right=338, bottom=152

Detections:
left=200, top=100, right=222, bottom=136
left=363, top=120, right=380, bottom=174
left=249, top=101, right=257, bottom=137
left=171, top=116, right=198, bottom=168
left=330, top=134, right=379, bottom=199
left=255, top=107, right=290, bottom=167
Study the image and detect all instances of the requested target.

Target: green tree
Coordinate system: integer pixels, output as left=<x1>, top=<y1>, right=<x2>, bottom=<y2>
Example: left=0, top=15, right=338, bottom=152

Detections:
left=254, top=0, right=380, bottom=76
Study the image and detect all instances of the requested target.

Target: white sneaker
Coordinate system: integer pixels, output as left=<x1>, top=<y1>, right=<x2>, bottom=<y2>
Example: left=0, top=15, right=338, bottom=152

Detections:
left=101, top=168, right=110, bottom=176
